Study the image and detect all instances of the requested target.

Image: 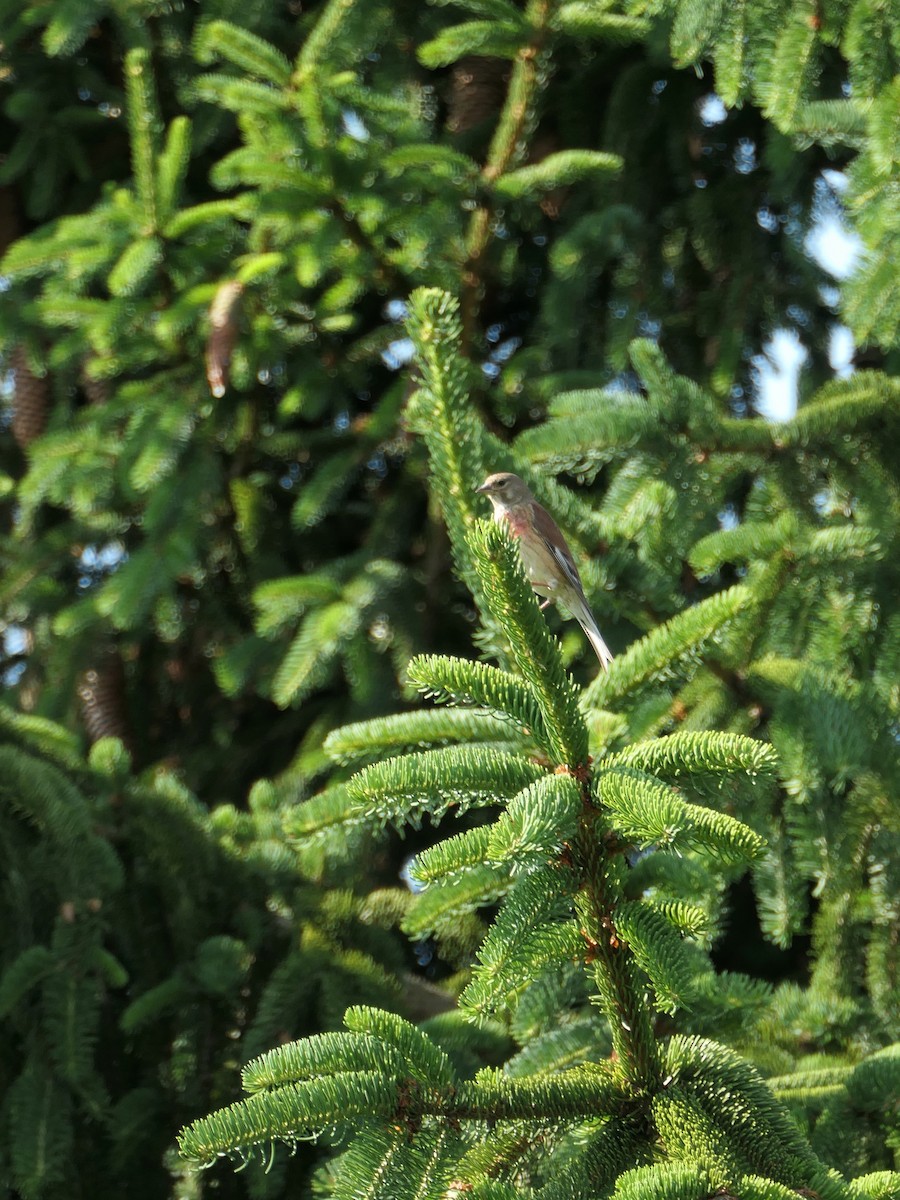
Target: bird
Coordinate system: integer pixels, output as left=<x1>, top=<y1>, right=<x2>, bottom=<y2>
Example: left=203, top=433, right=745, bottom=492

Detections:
left=475, top=472, right=614, bottom=670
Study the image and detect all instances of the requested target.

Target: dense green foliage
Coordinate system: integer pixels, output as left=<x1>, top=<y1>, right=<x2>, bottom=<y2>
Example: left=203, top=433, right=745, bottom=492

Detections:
left=179, top=289, right=898, bottom=1198
left=0, top=0, right=897, bottom=1196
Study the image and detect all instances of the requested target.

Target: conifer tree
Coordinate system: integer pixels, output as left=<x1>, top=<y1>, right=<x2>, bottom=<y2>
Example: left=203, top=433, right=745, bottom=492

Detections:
left=0, top=0, right=896, bottom=1197
left=179, top=289, right=898, bottom=1199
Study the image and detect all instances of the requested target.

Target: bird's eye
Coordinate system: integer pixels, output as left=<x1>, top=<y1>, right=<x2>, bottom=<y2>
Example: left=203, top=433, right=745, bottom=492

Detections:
left=497, top=478, right=506, bottom=487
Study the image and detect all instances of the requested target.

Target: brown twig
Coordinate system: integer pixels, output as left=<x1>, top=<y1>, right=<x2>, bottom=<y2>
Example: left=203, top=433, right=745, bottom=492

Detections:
left=460, top=0, right=554, bottom=352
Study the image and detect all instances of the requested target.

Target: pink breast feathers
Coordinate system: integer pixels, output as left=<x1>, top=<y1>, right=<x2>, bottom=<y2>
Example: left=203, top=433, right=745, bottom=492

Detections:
left=502, top=510, right=530, bottom=539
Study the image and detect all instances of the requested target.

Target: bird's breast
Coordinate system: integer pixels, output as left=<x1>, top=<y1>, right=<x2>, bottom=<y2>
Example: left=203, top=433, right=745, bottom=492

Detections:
left=496, top=510, right=555, bottom=596
left=499, top=509, right=530, bottom=538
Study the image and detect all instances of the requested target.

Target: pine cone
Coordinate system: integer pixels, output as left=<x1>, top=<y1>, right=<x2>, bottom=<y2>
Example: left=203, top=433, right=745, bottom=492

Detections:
left=10, top=344, right=48, bottom=449
left=77, top=651, right=130, bottom=746
left=447, top=56, right=510, bottom=136
left=205, top=280, right=244, bottom=398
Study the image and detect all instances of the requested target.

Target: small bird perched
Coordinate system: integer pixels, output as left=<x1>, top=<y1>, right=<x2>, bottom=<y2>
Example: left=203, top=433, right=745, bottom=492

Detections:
left=476, top=472, right=614, bottom=670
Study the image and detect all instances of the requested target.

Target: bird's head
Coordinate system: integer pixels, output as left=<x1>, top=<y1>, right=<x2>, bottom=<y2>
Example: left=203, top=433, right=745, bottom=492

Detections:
left=475, top=472, right=532, bottom=510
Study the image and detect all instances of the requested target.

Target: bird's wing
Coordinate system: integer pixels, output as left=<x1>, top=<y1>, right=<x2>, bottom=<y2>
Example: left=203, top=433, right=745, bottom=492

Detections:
left=529, top=498, right=613, bottom=669
left=530, top=500, right=587, bottom=598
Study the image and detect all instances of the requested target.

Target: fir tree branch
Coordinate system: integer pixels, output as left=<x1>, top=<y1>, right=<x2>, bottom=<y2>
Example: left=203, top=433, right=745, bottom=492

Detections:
left=324, top=706, right=526, bottom=765
left=407, top=653, right=550, bottom=753
left=180, top=1058, right=629, bottom=1167
left=347, top=744, right=545, bottom=825
left=463, top=514, right=664, bottom=1089
left=406, top=289, right=524, bottom=661
left=467, top=519, right=587, bottom=767
left=124, top=48, right=162, bottom=235
left=573, top=808, right=661, bottom=1092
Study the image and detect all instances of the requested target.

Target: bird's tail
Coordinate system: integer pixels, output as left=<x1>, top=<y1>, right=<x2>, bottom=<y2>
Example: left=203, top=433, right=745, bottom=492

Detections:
left=578, top=613, right=614, bottom=671
left=562, top=591, right=614, bottom=671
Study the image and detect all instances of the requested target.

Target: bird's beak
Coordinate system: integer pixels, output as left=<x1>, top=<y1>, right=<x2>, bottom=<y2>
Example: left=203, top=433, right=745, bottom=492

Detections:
left=474, top=481, right=490, bottom=494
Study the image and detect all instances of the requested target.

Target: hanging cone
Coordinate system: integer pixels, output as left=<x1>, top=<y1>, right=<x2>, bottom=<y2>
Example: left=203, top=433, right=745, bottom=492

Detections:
left=447, top=56, right=511, bottom=136
left=77, top=649, right=131, bottom=747
left=205, top=280, right=244, bottom=398
left=10, top=344, right=49, bottom=449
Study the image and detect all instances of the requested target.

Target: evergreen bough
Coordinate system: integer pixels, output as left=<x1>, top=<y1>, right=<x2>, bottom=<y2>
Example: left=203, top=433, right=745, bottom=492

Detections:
left=179, top=293, right=899, bottom=1198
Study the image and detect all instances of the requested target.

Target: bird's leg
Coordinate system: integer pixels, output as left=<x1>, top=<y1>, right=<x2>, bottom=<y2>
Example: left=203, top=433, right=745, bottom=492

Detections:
left=530, top=582, right=554, bottom=609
